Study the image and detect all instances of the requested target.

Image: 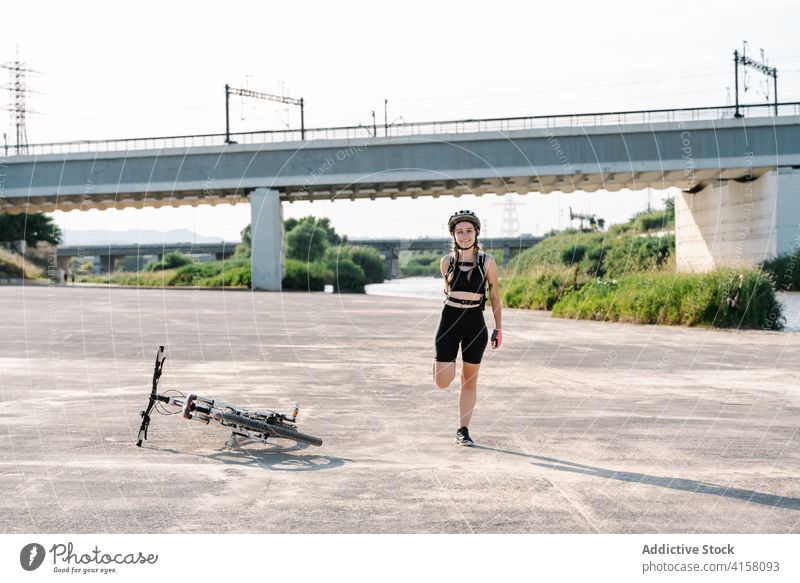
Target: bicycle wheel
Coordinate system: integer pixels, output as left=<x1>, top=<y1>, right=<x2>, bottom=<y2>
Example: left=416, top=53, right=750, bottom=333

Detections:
left=265, top=421, right=323, bottom=447
left=218, top=411, right=323, bottom=447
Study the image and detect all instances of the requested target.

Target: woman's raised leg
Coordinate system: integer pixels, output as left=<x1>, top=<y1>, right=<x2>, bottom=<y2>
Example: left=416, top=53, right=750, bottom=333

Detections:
left=433, top=360, right=456, bottom=389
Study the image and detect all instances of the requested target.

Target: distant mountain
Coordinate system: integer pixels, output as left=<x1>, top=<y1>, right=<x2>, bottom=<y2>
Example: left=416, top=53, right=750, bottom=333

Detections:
left=63, top=229, right=234, bottom=246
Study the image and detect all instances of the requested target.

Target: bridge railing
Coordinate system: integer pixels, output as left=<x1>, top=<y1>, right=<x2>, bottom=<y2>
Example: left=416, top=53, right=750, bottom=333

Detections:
left=8, top=102, right=800, bottom=157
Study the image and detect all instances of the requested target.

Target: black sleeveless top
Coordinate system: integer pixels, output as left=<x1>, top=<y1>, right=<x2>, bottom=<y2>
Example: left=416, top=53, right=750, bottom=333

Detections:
left=448, top=254, right=486, bottom=295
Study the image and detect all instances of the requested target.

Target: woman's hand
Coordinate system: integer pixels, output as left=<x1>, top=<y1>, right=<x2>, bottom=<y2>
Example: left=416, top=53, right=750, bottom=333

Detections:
left=491, top=329, right=502, bottom=349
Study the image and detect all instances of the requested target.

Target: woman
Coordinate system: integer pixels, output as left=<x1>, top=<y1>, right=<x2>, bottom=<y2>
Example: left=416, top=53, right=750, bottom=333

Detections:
left=433, top=209, right=502, bottom=446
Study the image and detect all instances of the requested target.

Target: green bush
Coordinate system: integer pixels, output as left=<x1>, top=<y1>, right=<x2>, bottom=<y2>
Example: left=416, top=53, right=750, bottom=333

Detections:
left=506, top=227, right=675, bottom=281
left=601, top=235, right=674, bottom=279
left=172, top=261, right=216, bottom=285
left=402, top=262, right=440, bottom=277
left=552, top=268, right=781, bottom=329
left=83, top=256, right=252, bottom=288
left=82, top=269, right=181, bottom=286
left=761, top=251, right=800, bottom=292
left=0, top=264, right=22, bottom=278
left=401, top=251, right=442, bottom=277
left=201, top=264, right=251, bottom=287
left=501, top=266, right=584, bottom=310
left=236, top=224, right=252, bottom=258
left=607, top=199, right=674, bottom=236
left=143, top=251, right=192, bottom=272
left=171, top=257, right=251, bottom=287
left=561, top=244, right=586, bottom=265
left=414, top=255, right=437, bottom=266
left=508, top=230, right=593, bottom=271
left=329, top=257, right=365, bottom=292
left=285, top=220, right=330, bottom=262
left=633, top=209, right=674, bottom=233
left=332, top=245, right=386, bottom=284
left=507, top=230, right=608, bottom=278
left=282, top=259, right=328, bottom=291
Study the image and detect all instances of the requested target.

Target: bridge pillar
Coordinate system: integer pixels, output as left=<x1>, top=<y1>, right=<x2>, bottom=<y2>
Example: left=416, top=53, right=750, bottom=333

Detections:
left=382, top=251, right=391, bottom=279
left=390, top=248, right=401, bottom=279
left=250, top=188, right=284, bottom=291
left=98, top=254, right=125, bottom=273
left=379, top=247, right=400, bottom=279
left=676, top=168, right=800, bottom=273
left=56, top=256, right=70, bottom=283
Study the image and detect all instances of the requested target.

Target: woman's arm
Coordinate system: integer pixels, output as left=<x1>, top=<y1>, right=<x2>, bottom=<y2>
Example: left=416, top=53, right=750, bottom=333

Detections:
left=486, top=256, right=502, bottom=330
left=440, top=255, right=450, bottom=294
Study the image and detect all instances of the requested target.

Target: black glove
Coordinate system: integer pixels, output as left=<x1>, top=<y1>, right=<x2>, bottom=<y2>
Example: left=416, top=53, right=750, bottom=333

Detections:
left=491, top=329, right=502, bottom=349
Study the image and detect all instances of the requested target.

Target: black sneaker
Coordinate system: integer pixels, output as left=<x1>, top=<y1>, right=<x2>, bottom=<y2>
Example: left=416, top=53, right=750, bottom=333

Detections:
left=455, top=426, right=474, bottom=446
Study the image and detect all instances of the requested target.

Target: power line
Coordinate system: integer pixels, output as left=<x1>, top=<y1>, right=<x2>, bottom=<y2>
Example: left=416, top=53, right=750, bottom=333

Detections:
left=224, top=83, right=305, bottom=142
left=734, top=41, right=779, bottom=116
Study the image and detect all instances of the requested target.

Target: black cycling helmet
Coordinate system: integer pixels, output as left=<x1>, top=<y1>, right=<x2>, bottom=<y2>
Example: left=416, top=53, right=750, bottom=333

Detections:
left=448, top=209, right=481, bottom=235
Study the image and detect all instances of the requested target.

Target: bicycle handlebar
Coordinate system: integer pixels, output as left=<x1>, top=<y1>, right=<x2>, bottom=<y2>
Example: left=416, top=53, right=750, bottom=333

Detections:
left=135, top=346, right=167, bottom=447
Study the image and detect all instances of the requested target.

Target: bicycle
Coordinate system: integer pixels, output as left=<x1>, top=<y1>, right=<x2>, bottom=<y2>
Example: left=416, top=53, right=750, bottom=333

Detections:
left=135, top=346, right=323, bottom=449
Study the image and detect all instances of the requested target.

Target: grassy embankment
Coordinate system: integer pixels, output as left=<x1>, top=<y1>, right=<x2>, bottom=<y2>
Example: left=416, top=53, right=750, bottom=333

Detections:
left=81, top=243, right=385, bottom=292
left=81, top=253, right=251, bottom=288
left=0, top=247, right=47, bottom=280
left=501, top=204, right=783, bottom=329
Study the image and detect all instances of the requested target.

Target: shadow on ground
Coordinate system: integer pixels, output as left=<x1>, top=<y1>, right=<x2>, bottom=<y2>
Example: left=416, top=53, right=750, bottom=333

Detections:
left=473, top=445, right=800, bottom=511
left=150, top=440, right=348, bottom=472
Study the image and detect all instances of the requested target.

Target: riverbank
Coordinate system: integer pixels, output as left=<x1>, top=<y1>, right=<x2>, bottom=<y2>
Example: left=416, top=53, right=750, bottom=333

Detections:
left=366, top=276, right=800, bottom=332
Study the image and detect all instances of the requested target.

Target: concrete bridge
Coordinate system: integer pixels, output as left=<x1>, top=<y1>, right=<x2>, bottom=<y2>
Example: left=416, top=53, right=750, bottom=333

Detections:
left=3, top=102, right=800, bottom=289
left=56, top=242, right=238, bottom=273
left=56, top=236, right=540, bottom=277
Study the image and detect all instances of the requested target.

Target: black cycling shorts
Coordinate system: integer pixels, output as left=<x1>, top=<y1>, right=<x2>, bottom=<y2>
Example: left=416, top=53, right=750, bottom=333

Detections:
left=434, top=304, right=488, bottom=364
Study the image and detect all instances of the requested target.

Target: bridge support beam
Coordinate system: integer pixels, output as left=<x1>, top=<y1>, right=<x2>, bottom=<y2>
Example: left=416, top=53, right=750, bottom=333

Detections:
left=388, top=248, right=400, bottom=279
left=57, top=256, right=71, bottom=283
left=98, top=254, right=125, bottom=273
left=676, top=168, right=800, bottom=273
left=250, top=188, right=284, bottom=291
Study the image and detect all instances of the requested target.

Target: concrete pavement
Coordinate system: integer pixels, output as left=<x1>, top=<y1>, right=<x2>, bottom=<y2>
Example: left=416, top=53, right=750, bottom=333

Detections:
left=0, top=285, right=798, bottom=533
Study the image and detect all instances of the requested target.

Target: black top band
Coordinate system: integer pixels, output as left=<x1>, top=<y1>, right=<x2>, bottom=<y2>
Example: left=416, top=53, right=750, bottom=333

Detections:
left=445, top=296, right=482, bottom=306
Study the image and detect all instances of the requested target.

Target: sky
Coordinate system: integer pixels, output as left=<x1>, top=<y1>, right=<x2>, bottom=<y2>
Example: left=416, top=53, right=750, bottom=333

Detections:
left=4, top=0, right=800, bottom=241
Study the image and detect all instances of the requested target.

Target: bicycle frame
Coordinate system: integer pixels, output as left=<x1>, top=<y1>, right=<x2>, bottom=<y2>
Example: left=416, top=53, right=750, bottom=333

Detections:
left=136, top=346, right=321, bottom=448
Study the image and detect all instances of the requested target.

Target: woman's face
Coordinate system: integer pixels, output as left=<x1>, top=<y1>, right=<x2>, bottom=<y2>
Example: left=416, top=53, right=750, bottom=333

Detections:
left=453, top=221, right=477, bottom=248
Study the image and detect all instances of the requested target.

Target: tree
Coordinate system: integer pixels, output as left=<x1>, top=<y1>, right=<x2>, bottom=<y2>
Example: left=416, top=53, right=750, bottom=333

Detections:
left=245, top=215, right=346, bottom=262
left=284, top=217, right=299, bottom=233
left=286, top=216, right=345, bottom=244
left=345, top=246, right=386, bottom=284
left=0, top=213, right=63, bottom=246
left=664, top=197, right=675, bottom=221
left=236, top=224, right=252, bottom=257
left=313, top=216, right=345, bottom=245
left=330, top=257, right=365, bottom=292
left=285, top=220, right=329, bottom=262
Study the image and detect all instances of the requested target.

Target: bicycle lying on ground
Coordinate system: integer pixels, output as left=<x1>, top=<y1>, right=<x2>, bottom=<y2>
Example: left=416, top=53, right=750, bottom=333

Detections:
left=136, top=346, right=323, bottom=449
